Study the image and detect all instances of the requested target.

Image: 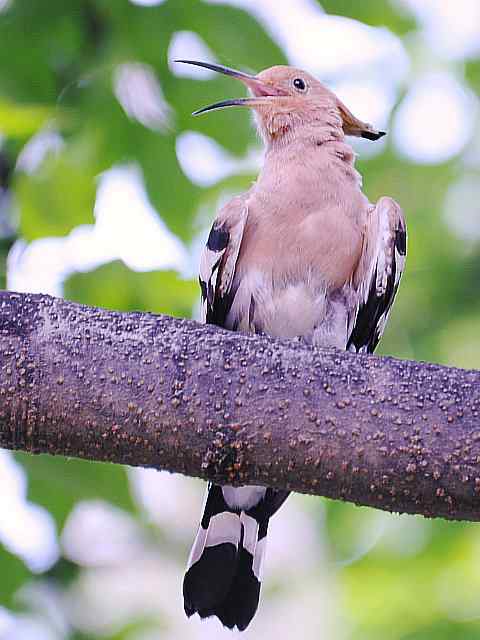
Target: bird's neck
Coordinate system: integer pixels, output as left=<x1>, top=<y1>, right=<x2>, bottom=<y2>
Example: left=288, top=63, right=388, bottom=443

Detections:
left=258, top=128, right=363, bottom=195
left=263, top=119, right=341, bottom=152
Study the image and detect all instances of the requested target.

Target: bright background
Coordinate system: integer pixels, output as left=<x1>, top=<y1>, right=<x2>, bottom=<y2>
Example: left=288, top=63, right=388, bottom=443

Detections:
left=0, top=1, right=480, bottom=638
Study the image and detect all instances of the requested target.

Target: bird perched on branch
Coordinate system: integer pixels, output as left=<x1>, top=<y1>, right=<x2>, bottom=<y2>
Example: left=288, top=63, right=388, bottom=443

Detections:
left=177, top=59, right=407, bottom=631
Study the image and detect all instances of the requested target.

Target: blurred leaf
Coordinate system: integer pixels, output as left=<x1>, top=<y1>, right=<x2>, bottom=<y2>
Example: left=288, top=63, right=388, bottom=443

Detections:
left=106, top=1, right=286, bottom=76
left=403, top=622, right=480, bottom=640
left=0, top=100, right=57, bottom=138
left=0, top=237, right=14, bottom=289
left=107, top=618, right=163, bottom=640
left=342, top=518, right=480, bottom=639
left=16, top=452, right=136, bottom=529
left=44, top=556, right=79, bottom=587
left=465, top=60, right=480, bottom=93
left=0, top=0, right=109, bottom=103
left=70, top=617, right=161, bottom=640
left=184, top=3, right=287, bottom=71
left=318, top=0, right=416, bottom=34
left=436, top=310, right=480, bottom=370
left=15, top=142, right=96, bottom=240
left=136, top=130, right=201, bottom=241
left=64, top=260, right=198, bottom=317
left=0, top=546, right=30, bottom=608
left=324, top=500, right=380, bottom=562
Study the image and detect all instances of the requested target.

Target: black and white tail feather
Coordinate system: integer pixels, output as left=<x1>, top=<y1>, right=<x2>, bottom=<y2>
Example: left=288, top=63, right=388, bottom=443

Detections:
left=183, top=484, right=288, bottom=630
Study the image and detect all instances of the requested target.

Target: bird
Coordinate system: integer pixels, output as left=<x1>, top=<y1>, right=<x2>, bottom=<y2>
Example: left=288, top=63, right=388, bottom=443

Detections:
left=177, top=59, right=407, bottom=631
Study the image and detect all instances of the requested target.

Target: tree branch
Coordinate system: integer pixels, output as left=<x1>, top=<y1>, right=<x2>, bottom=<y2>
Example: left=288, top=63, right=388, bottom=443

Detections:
left=1, top=291, right=479, bottom=521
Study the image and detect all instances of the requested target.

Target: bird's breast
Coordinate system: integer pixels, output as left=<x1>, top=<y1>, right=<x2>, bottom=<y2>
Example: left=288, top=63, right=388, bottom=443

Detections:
left=238, top=201, right=363, bottom=289
left=227, top=200, right=363, bottom=344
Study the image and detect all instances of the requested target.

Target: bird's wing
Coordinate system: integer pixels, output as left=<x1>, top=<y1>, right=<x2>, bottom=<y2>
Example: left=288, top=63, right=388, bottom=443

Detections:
left=347, top=196, right=406, bottom=354
left=199, top=196, right=249, bottom=327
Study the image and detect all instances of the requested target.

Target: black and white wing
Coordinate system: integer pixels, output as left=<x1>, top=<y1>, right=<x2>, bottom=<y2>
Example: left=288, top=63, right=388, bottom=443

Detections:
left=199, top=198, right=248, bottom=328
left=347, top=196, right=407, bottom=354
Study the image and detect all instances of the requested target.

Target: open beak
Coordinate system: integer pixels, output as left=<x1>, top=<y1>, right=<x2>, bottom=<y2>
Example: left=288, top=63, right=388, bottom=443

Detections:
left=175, top=59, right=287, bottom=115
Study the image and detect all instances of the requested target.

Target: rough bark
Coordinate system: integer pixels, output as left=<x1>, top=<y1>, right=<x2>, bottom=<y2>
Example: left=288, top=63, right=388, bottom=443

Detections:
left=0, top=291, right=479, bottom=521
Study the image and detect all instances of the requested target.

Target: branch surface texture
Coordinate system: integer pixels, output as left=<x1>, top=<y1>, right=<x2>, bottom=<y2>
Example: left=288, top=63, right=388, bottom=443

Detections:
left=1, top=292, right=479, bottom=521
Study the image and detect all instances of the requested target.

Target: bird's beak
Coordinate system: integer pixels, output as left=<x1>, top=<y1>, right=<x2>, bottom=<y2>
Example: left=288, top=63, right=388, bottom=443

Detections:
left=175, top=60, right=288, bottom=115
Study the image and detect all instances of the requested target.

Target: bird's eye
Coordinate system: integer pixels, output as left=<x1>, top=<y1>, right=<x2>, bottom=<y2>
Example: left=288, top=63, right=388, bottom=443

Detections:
left=293, top=78, right=306, bottom=92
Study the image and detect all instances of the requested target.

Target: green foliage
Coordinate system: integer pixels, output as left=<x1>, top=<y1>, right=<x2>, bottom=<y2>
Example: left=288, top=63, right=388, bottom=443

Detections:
left=317, top=0, right=416, bottom=33
left=16, top=144, right=96, bottom=240
left=0, top=547, right=30, bottom=608
left=16, top=453, right=136, bottom=528
left=0, top=0, right=285, bottom=243
left=466, top=59, right=480, bottom=89
left=0, top=237, right=14, bottom=289
left=64, top=261, right=198, bottom=316
left=0, top=100, right=56, bottom=137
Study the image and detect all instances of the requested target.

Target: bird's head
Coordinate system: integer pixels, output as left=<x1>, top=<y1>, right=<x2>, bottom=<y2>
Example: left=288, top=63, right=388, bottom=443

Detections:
left=176, top=60, right=385, bottom=146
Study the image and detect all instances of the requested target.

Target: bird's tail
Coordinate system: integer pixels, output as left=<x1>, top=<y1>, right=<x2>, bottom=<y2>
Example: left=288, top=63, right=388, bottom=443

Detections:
left=183, top=484, right=270, bottom=631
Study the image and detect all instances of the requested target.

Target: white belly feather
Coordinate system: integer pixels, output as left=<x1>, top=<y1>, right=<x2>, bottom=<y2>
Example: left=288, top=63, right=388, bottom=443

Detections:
left=227, top=268, right=348, bottom=349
